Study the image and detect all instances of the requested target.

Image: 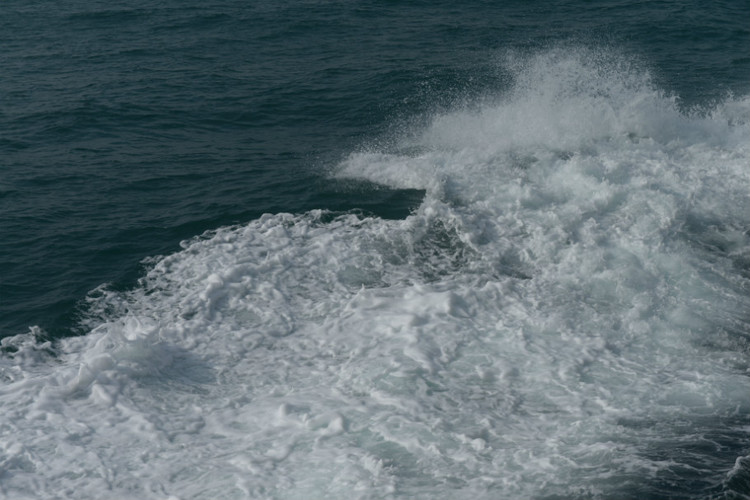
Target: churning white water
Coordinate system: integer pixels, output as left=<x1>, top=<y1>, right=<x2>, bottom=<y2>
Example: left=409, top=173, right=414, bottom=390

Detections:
left=2, top=48, right=749, bottom=499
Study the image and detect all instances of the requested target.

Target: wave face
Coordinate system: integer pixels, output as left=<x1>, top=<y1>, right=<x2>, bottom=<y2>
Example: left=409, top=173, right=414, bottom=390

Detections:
left=2, top=48, right=750, bottom=499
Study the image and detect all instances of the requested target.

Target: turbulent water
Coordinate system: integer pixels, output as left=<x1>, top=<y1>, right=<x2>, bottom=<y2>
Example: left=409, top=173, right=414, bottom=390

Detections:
left=1, top=2, right=749, bottom=499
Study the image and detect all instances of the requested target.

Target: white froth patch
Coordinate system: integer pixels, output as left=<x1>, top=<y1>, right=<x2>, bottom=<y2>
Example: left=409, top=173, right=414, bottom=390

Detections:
left=2, top=48, right=749, bottom=499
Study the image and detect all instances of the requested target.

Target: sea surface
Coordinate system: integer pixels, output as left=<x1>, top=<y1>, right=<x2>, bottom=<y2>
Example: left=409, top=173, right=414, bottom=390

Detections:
left=1, top=1, right=749, bottom=498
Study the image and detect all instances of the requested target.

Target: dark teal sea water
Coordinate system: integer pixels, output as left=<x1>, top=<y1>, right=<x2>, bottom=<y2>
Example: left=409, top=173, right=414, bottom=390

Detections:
left=2, top=0, right=748, bottom=340
left=1, top=1, right=749, bottom=499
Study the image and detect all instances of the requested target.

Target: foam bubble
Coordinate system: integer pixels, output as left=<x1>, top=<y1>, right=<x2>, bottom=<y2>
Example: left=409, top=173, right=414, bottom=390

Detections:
left=1, top=48, right=749, bottom=499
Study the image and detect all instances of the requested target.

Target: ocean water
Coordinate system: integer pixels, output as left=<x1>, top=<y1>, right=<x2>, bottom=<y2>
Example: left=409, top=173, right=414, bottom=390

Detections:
left=1, top=1, right=749, bottom=499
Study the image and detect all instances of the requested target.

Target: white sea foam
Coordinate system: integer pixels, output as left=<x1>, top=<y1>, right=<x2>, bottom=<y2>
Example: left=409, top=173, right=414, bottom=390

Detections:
left=1, top=48, right=749, bottom=499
